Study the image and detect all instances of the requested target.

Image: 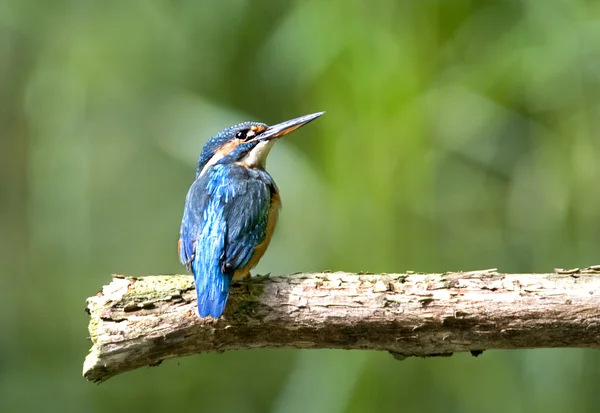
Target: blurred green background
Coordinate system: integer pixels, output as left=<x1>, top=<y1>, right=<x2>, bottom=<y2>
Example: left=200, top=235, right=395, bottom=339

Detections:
left=2, top=0, right=600, bottom=412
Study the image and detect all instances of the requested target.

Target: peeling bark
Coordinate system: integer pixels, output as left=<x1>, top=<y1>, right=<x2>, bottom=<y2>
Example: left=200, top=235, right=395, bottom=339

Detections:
left=83, top=267, right=600, bottom=382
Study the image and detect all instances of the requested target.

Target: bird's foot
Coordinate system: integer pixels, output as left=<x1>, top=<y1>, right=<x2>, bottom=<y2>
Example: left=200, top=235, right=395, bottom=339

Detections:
left=231, top=272, right=251, bottom=286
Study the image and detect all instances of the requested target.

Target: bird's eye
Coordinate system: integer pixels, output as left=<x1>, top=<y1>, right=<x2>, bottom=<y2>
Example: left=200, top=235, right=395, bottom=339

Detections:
left=235, top=129, right=256, bottom=141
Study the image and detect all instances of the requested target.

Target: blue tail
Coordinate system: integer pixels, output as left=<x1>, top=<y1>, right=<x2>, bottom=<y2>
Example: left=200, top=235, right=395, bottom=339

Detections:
left=193, top=262, right=232, bottom=318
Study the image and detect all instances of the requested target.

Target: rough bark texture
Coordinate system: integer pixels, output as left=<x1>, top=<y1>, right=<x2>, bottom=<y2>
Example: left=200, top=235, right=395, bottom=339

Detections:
left=84, top=267, right=600, bottom=382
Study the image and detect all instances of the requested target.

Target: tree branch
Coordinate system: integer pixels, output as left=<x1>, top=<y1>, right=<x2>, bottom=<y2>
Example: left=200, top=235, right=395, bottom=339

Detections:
left=83, top=267, right=600, bottom=382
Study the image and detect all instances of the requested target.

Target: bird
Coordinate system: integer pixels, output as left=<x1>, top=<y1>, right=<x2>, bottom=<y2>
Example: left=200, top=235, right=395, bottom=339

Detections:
left=178, top=112, right=324, bottom=318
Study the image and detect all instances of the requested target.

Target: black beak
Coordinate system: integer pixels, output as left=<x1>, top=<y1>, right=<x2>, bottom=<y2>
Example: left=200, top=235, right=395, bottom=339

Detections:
left=256, top=112, right=325, bottom=141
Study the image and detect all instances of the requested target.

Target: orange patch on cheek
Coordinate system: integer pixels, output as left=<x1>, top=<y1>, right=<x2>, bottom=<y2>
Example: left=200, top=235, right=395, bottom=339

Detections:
left=245, top=125, right=266, bottom=140
left=200, top=139, right=246, bottom=177
left=251, top=125, right=266, bottom=134
left=215, top=139, right=243, bottom=157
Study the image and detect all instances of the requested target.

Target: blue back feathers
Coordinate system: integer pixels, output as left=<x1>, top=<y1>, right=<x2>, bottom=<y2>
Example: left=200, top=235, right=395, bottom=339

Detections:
left=180, top=163, right=275, bottom=318
left=182, top=113, right=322, bottom=317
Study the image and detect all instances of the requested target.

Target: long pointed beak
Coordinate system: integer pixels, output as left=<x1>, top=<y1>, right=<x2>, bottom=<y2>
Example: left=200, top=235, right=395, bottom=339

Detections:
left=256, top=112, right=325, bottom=141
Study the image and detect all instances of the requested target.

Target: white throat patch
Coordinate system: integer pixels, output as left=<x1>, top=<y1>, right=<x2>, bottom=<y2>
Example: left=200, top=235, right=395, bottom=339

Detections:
left=239, top=140, right=276, bottom=169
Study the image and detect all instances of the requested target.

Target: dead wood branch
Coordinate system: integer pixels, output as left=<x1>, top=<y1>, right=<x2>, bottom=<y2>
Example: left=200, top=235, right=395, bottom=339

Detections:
left=83, top=267, right=600, bottom=382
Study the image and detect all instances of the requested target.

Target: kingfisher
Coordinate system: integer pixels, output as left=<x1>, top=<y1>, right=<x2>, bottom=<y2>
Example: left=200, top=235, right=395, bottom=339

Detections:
left=178, top=112, right=324, bottom=318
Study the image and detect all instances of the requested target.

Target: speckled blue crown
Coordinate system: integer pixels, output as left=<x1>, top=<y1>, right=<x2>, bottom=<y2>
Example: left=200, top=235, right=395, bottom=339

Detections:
left=195, top=121, right=268, bottom=178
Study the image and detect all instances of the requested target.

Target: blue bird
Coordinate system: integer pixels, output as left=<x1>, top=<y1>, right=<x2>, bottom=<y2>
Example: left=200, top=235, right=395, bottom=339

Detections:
left=178, top=112, right=324, bottom=318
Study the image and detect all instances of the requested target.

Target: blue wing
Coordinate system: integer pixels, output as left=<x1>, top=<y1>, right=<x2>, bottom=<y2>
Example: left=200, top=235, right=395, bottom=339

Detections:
left=179, top=164, right=274, bottom=317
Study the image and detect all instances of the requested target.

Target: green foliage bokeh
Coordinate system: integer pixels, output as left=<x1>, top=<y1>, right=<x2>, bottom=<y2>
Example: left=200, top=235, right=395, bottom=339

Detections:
left=2, top=1, right=600, bottom=412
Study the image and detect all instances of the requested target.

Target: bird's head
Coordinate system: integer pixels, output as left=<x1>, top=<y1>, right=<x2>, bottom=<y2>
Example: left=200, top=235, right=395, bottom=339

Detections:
left=196, top=112, right=324, bottom=178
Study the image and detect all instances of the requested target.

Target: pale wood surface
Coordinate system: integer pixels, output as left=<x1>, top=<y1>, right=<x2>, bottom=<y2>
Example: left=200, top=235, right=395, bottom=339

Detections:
left=83, top=267, right=600, bottom=382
